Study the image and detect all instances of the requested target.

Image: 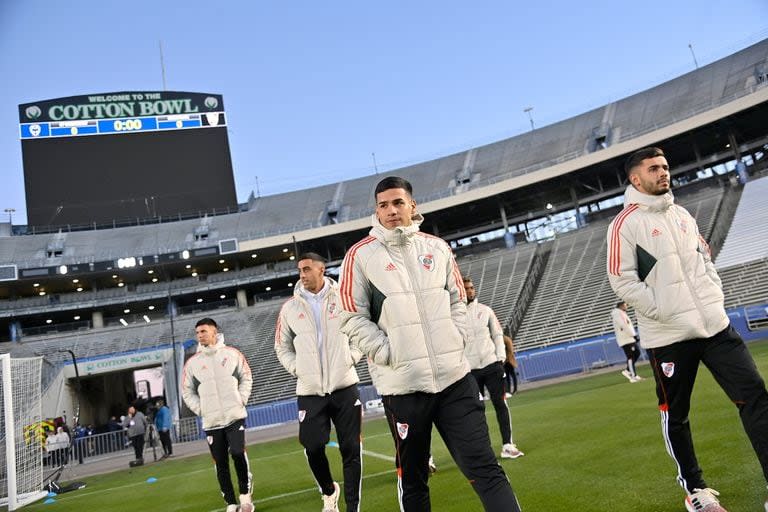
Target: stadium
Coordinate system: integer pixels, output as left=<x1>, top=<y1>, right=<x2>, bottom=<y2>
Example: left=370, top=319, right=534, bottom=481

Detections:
left=0, top=38, right=766, bottom=512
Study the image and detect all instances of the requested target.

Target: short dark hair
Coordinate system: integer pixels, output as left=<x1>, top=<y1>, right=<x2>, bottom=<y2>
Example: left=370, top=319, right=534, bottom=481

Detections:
left=624, top=147, right=665, bottom=176
left=462, top=276, right=473, bottom=284
left=195, top=317, right=218, bottom=329
left=374, top=176, right=413, bottom=200
left=298, top=252, right=326, bottom=264
left=616, top=301, right=626, bottom=308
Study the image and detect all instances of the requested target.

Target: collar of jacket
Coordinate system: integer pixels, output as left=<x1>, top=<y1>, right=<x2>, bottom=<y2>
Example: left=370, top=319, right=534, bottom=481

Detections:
left=295, top=276, right=337, bottom=300
left=197, top=333, right=226, bottom=354
left=369, top=213, right=425, bottom=246
left=623, top=185, right=674, bottom=212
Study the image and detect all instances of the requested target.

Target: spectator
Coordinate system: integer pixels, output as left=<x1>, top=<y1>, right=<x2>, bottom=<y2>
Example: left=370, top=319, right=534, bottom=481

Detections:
left=154, top=399, right=173, bottom=459
left=122, top=406, right=148, bottom=466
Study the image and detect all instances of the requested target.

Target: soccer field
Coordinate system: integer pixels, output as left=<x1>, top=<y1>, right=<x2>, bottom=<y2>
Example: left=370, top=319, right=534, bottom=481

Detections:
left=22, top=339, right=768, bottom=512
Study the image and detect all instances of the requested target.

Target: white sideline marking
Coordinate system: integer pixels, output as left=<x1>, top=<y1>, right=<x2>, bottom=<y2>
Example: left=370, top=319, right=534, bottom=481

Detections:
left=50, top=446, right=397, bottom=506
left=209, top=468, right=396, bottom=511
left=362, top=449, right=396, bottom=462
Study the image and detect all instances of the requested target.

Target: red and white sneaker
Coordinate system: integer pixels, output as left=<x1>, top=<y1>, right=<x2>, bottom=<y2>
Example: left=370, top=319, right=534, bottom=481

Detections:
left=684, top=488, right=727, bottom=512
left=239, top=493, right=254, bottom=512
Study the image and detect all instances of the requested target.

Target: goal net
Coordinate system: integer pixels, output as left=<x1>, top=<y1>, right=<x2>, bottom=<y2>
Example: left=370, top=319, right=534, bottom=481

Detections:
left=0, top=355, right=46, bottom=510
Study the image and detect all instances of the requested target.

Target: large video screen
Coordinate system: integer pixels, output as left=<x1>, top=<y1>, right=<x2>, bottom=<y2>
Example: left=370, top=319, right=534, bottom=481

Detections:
left=19, top=92, right=237, bottom=227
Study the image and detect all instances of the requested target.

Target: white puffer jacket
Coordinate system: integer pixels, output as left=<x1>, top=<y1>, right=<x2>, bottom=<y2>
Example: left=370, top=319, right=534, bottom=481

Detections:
left=607, top=186, right=728, bottom=349
left=181, top=335, right=253, bottom=430
left=464, top=299, right=505, bottom=369
left=610, top=307, right=637, bottom=347
left=275, top=277, right=361, bottom=396
left=339, top=214, right=470, bottom=395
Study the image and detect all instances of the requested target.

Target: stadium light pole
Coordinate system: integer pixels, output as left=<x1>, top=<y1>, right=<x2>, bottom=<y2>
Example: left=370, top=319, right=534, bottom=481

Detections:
left=166, top=287, right=183, bottom=421
left=4, top=208, right=15, bottom=225
left=524, top=107, right=535, bottom=131
left=372, top=152, right=379, bottom=174
left=688, top=43, right=699, bottom=69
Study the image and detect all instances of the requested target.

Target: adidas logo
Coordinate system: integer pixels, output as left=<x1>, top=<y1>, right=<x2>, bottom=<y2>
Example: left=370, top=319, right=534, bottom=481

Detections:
left=651, top=228, right=661, bottom=237
left=354, top=399, right=362, bottom=406
left=385, top=262, right=396, bottom=271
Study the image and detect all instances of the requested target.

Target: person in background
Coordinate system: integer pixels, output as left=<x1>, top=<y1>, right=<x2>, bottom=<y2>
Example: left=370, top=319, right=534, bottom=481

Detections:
left=154, top=398, right=173, bottom=459
left=463, top=276, right=524, bottom=460
left=611, top=301, right=642, bottom=383
left=275, top=252, right=363, bottom=512
left=122, top=406, right=147, bottom=467
left=503, top=335, right=519, bottom=396
left=182, top=317, right=254, bottom=512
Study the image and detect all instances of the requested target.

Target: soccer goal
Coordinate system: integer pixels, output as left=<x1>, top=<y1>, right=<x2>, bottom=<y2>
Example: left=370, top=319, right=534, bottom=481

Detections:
left=0, top=354, right=47, bottom=510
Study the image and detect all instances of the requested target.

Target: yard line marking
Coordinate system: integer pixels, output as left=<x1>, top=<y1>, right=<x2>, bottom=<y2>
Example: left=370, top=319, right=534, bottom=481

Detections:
left=362, top=449, right=396, bottom=462
left=49, top=444, right=396, bottom=505
left=205, top=469, right=397, bottom=511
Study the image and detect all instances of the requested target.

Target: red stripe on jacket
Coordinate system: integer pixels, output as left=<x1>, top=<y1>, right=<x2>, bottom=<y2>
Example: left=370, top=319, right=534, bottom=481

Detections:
left=608, top=204, right=639, bottom=276
left=274, top=298, right=294, bottom=345
left=341, top=236, right=376, bottom=312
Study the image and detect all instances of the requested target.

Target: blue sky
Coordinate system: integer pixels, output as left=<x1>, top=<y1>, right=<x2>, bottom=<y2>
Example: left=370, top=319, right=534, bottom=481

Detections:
left=1, top=1, right=767, bottom=225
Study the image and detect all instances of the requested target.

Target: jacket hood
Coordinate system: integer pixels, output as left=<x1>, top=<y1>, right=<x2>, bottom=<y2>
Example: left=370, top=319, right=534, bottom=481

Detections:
left=369, top=213, right=425, bottom=246
left=624, top=185, right=674, bottom=212
left=293, top=276, right=338, bottom=299
left=197, top=333, right=226, bottom=354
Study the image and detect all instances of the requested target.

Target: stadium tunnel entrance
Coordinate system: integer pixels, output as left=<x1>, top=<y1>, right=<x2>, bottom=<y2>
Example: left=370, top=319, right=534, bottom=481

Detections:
left=47, top=345, right=182, bottom=433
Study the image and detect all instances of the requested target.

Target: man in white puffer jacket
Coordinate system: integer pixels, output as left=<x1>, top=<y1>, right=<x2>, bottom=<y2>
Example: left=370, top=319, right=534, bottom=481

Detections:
left=275, top=252, right=363, bottom=512
left=607, top=147, right=768, bottom=512
left=340, top=176, right=521, bottom=512
left=463, top=276, right=523, bottom=460
left=182, top=318, right=254, bottom=512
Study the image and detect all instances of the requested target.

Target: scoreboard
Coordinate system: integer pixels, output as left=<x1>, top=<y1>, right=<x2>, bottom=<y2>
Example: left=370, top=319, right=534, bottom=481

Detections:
left=19, top=113, right=226, bottom=139
left=19, top=92, right=238, bottom=228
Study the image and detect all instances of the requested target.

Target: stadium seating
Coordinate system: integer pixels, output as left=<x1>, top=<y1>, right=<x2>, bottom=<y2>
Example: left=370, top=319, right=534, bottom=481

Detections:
left=715, top=176, right=768, bottom=268
left=458, top=244, right=538, bottom=329
left=719, top=257, right=768, bottom=309
left=3, top=41, right=767, bottom=274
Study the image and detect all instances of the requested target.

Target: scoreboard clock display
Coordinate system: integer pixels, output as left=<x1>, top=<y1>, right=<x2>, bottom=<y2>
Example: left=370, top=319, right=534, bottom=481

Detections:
left=18, top=92, right=237, bottom=228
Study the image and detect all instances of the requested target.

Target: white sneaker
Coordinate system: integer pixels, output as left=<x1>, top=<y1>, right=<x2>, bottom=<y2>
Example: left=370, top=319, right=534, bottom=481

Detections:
left=630, top=376, right=642, bottom=383
left=684, top=488, right=728, bottom=512
left=239, top=493, right=254, bottom=512
left=322, top=481, right=340, bottom=512
left=225, top=505, right=238, bottom=512
left=428, top=456, right=437, bottom=474
left=500, top=443, right=524, bottom=459
left=621, top=369, right=633, bottom=381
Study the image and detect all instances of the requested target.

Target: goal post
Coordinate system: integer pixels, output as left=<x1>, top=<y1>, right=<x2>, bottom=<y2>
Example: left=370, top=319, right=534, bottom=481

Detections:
left=0, top=354, right=46, bottom=510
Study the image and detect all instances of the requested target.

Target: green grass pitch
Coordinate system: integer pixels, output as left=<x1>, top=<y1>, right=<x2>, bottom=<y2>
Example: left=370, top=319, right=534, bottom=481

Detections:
left=21, top=339, right=768, bottom=511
